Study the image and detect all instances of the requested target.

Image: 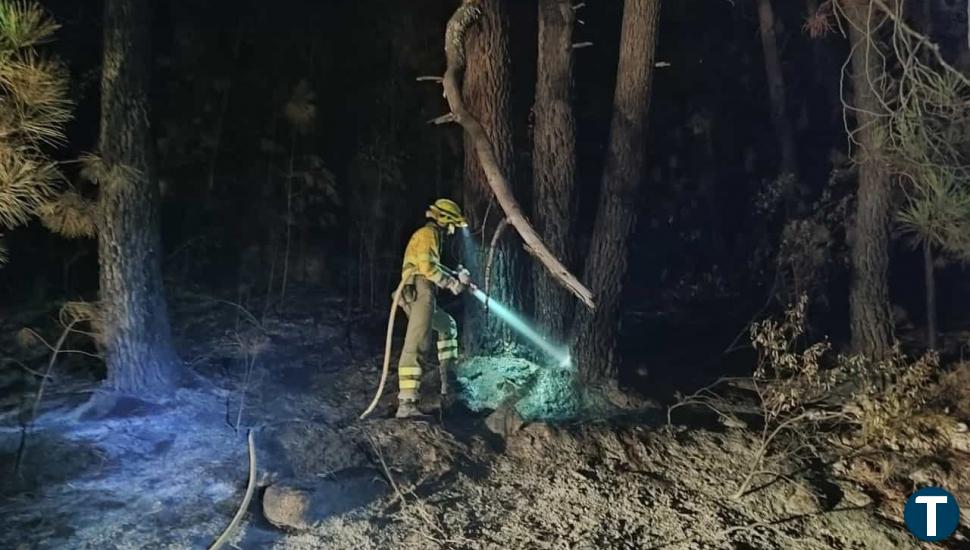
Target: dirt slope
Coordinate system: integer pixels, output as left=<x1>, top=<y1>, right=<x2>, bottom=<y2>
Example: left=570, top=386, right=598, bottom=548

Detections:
left=0, top=291, right=958, bottom=549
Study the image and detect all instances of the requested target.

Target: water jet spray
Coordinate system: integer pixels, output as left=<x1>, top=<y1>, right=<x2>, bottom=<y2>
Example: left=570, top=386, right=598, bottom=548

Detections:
left=446, top=267, right=571, bottom=366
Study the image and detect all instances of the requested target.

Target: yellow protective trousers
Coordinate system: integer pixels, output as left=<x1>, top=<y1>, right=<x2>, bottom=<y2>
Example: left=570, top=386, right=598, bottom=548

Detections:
left=397, top=276, right=458, bottom=403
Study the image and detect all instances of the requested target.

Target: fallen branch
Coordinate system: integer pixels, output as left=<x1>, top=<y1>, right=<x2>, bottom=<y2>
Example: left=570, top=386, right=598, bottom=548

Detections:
left=208, top=430, right=256, bottom=550
left=439, top=0, right=595, bottom=311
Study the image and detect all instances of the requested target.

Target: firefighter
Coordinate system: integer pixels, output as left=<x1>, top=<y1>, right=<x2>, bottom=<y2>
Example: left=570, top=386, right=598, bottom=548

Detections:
left=395, top=198, right=470, bottom=419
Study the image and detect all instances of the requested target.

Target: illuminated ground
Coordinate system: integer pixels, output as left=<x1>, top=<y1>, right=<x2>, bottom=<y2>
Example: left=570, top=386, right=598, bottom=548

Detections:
left=0, top=290, right=958, bottom=548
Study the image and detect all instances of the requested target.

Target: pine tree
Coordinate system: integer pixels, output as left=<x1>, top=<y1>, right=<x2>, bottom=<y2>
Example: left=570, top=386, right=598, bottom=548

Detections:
left=0, top=1, right=74, bottom=262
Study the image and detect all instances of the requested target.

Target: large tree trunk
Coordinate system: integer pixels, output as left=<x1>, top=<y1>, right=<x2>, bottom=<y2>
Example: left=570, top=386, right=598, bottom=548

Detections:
left=460, top=0, right=522, bottom=355
left=756, top=0, right=798, bottom=184
left=532, top=0, right=577, bottom=342
left=842, top=0, right=894, bottom=358
left=570, top=0, right=661, bottom=382
left=97, top=0, right=179, bottom=394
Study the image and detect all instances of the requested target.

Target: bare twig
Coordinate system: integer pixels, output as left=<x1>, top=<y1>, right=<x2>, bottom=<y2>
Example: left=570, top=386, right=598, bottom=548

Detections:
left=208, top=430, right=256, bottom=550
left=15, top=318, right=79, bottom=476
left=4, top=358, right=52, bottom=380
left=483, top=218, right=509, bottom=314
left=180, top=291, right=264, bottom=330
left=20, top=328, right=102, bottom=359
left=365, top=433, right=405, bottom=503
left=572, top=41, right=593, bottom=49
left=867, top=0, right=970, bottom=89
left=429, top=113, right=457, bottom=125
left=233, top=351, right=259, bottom=432
left=365, top=433, right=465, bottom=545
left=667, top=377, right=748, bottom=426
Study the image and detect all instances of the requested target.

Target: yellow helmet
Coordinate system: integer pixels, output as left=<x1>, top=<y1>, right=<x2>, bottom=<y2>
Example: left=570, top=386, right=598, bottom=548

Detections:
left=427, top=198, right=468, bottom=229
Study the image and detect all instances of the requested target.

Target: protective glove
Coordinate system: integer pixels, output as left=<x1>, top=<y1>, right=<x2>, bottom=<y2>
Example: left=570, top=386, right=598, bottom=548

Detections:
left=456, top=265, right=472, bottom=286
left=444, top=276, right=464, bottom=296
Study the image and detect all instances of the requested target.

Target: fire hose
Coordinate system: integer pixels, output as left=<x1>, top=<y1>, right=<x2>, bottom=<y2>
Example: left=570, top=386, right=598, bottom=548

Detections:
left=359, top=267, right=474, bottom=420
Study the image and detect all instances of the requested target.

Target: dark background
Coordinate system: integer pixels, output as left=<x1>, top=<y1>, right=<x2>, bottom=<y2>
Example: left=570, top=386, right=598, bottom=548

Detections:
left=3, top=0, right=969, bottom=388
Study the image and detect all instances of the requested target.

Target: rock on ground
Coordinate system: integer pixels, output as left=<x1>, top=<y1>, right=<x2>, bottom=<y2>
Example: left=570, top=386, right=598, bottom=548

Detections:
left=263, top=470, right=389, bottom=531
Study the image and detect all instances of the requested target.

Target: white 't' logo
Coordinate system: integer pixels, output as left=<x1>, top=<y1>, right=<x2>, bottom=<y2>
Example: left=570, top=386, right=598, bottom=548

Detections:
left=915, top=495, right=949, bottom=537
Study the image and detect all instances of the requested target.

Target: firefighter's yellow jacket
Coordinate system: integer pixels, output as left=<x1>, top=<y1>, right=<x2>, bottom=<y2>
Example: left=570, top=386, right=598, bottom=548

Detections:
left=401, top=223, right=448, bottom=286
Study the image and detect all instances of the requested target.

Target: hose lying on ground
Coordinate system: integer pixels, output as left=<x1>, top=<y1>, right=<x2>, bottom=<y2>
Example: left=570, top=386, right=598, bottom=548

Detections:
left=360, top=279, right=406, bottom=420
left=208, top=430, right=256, bottom=550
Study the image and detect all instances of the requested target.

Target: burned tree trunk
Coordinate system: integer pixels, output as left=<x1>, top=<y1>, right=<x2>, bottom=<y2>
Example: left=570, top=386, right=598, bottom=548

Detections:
left=842, top=0, right=894, bottom=358
left=532, top=0, right=577, bottom=341
left=97, top=0, right=179, bottom=394
left=571, top=0, right=661, bottom=382
left=756, top=0, right=798, bottom=185
left=460, top=0, right=520, bottom=354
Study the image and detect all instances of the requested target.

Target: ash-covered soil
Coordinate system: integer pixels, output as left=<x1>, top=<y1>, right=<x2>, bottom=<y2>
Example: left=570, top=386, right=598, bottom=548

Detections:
left=0, top=289, right=961, bottom=549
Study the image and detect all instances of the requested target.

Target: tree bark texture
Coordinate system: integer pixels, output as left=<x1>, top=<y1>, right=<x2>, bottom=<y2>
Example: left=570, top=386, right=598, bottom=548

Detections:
left=98, top=0, right=179, bottom=394
left=460, top=0, right=521, bottom=354
left=756, top=0, right=798, bottom=182
left=842, top=0, right=894, bottom=359
left=570, top=0, right=661, bottom=382
left=532, top=0, right=577, bottom=342
left=441, top=1, right=596, bottom=313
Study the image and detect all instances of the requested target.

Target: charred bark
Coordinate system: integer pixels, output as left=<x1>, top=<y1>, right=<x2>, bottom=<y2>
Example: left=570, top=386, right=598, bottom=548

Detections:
left=532, top=0, right=577, bottom=341
left=842, top=0, right=894, bottom=358
left=570, top=0, right=661, bottom=382
left=460, top=0, right=520, bottom=354
left=97, top=0, right=179, bottom=394
left=440, top=1, right=595, bottom=312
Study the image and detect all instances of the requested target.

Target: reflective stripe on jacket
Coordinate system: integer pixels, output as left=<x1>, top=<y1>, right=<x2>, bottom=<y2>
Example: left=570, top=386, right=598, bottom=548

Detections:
left=401, top=223, right=447, bottom=285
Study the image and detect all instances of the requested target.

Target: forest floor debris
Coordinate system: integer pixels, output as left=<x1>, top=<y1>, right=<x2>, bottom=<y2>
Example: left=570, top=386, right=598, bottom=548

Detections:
left=0, top=289, right=967, bottom=549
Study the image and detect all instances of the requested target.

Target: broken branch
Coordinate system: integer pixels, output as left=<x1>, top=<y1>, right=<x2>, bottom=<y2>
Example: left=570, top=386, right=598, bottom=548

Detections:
left=484, top=218, right=509, bottom=313
left=428, top=113, right=457, bottom=125
left=441, top=0, right=595, bottom=310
